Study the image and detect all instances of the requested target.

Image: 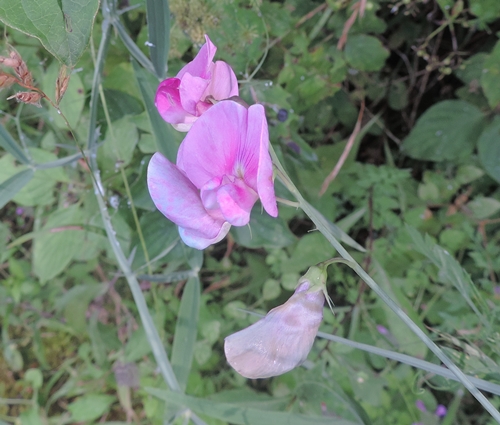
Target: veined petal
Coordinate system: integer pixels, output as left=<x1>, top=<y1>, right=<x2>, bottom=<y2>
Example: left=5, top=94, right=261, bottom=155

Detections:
left=238, top=104, right=277, bottom=217
left=179, top=73, right=210, bottom=116
left=224, top=281, right=324, bottom=379
left=204, top=61, right=239, bottom=100
left=177, top=101, right=247, bottom=188
left=177, top=34, right=216, bottom=80
left=179, top=222, right=231, bottom=250
left=147, top=153, right=226, bottom=241
left=216, top=179, right=258, bottom=226
left=155, top=78, right=196, bottom=126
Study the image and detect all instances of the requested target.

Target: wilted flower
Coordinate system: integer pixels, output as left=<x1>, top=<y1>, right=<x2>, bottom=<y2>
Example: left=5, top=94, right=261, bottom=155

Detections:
left=147, top=100, right=277, bottom=250
left=224, top=266, right=328, bottom=379
left=155, top=34, right=238, bottom=132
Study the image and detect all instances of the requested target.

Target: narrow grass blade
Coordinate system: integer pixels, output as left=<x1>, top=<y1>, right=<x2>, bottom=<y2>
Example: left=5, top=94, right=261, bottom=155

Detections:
left=132, top=58, right=177, bottom=161
left=34, top=151, right=83, bottom=170
left=113, top=19, right=156, bottom=75
left=171, top=276, right=200, bottom=392
left=146, top=0, right=170, bottom=79
left=0, top=124, right=30, bottom=164
left=0, top=168, right=34, bottom=209
left=146, top=389, right=360, bottom=425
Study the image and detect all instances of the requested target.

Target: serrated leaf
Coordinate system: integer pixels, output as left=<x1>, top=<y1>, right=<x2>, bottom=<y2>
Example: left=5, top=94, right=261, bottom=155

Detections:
left=402, top=100, right=485, bottom=161
left=478, top=116, right=500, bottom=183
left=0, top=0, right=99, bottom=67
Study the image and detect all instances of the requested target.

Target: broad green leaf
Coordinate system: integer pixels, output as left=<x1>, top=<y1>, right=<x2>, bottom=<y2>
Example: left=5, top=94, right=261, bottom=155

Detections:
left=146, top=0, right=170, bottom=79
left=146, top=388, right=359, bottom=425
left=67, top=394, right=115, bottom=422
left=0, top=168, right=34, bottom=209
left=466, top=196, right=500, bottom=220
left=0, top=0, right=99, bottom=67
left=402, top=100, right=485, bottom=161
left=0, top=124, right=30, bottom=164
left=171, top=277, right=200, bottom=392
left=469, top=0, right=500, bottom=23
left=99, top=116, right=138, bottom=170
left=478, top=116, right=500, bottom=183
left=344, top=34, right=389, bottom=72
left=481, top=40, right=500, bottom=108
left=132, top=58, right=178, bottom=162
left=454, top=53, right=488, bottom=84
left=33, top=206, right=84, bottom=284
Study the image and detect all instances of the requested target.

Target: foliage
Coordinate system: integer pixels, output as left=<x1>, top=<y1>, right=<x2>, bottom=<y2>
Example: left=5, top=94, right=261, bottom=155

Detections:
left=1, top=0, right=500, bottom=424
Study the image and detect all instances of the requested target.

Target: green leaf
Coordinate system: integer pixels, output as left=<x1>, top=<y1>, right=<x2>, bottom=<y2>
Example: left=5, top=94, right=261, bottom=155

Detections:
left=132, top=58, right=178, bottom=162
left=402, top=100, right=485, bottom=161
left=146, top=0, right=170, bottom=79
left=171, top=277, right=200, bottom=392
left=99, top=117, right=138, bottom=170
left=0, top=168, right=34, bottom=209
left=0, top=124, right=30, bottom=164
left=478, top=116, right=500, bottom=183
left=344, top=34, right=389, bottom=72
left=0, top=0, right=99, bottom=67
left=469, top=0, right=500, bottom=23
left=68, top=394, right=115, bottom=422
left=467, top=196, right=500, bottom=219
left=146, top=389, right=359, bottom=425
left=33, top=206, right=84, bottom=284
left=480, top=40, right=500, bottom=109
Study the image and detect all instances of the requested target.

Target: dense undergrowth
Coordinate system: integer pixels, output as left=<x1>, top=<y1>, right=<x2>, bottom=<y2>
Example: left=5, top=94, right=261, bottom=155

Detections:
left=1, top=0, right=500, bottom=424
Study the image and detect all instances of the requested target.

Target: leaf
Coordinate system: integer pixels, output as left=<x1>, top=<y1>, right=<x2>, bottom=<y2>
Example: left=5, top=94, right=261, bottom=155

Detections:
left=99, top=117, right=138, bottom=170
left=171, top=277, right=200, bottom=392
left=146, top=388, right=360, bottom=425
left=33, top=206, right=84, bottom=284
left=466, top=197, right=500, bottom=220
left=480, top=40, right=500, bottom=109
left=67, top=394, right=115, bottom=422
left=402, top=100, right=485, bottom=161
left=132, top=58, right=178, bottom=162
left=0, top=0, right=99, bottom=67
left=0, top=124, right=30, bottom=164
left=478, top=116, right=500, bottom=183
left=146, top=0, right=170, bottom=79
left=344, top=34, right=389, bottom=72
left=0, top=168, right=34, bottom=209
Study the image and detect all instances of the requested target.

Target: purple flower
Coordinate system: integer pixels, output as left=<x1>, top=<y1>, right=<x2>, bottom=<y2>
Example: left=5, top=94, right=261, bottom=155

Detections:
left=415, top=400, right=427, bottom=413
left=376, top=325, right=389, bottom=335
left=155, top=35, right=238, bottom=132
left=224, top=279, right=325, bottom=379
left=435, top=404, right=447, bottom=417
left=147, top=100, right=277, bottom=250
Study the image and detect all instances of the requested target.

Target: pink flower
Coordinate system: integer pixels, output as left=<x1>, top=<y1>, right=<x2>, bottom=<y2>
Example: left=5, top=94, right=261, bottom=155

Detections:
left=155, top=35, right=239, bottom=132
left=224, top=279, right=325, bottom=379
left=147, top=100, right=277, bottom=250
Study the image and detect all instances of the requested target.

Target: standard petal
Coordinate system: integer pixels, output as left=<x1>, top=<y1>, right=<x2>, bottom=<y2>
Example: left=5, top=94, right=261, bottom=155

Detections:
left=239, top=104, right=277, bottom=217
left=177, top=101, right=247, bottom=188
left=179, top=73, right=210, bottom=116
left=216, top=179, right=258, bottom=226
left=224, top=282, right=324, bottom=379
left=147, top=153, right=226, bottom=241
left=179, top=221, right=231, bottom=250
left=204, top=60, right=239, bottom=100
left=177, top=34, right=216, bottom=80
left=155, top=78, right=195, bottom=126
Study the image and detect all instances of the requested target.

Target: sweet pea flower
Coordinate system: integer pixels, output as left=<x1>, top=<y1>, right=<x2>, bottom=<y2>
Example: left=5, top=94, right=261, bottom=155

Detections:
left=224, top=266, right=328, bottom=379
left=147, top=100, right=277, bottom=250
left=155, top=34, right=238, bottom=132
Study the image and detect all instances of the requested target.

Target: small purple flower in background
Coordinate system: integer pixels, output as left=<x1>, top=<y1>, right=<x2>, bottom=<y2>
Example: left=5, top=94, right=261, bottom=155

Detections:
left=435, top=404, right=447, bottom=418
left=15, top=207, right=24, bottom=215
left=415, top=400, right=427, bottom=413
left=155, top=34, right=238, bottom=132
left=148, top=100, right=277, bottom=250
left=376, top=325, right=389, bottom=335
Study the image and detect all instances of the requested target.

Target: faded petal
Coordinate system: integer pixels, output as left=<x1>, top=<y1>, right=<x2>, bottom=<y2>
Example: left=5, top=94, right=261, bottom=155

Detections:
left=155, top=78, right=197, bottom=129
left=179, top=222, right=231, bottom=250
left=147, top=152, right=227, bottom=245
left=224, top=281, right=324, bottom=379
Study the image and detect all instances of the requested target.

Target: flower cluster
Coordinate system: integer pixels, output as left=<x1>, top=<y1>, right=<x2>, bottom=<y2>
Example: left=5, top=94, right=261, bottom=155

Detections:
left=148, top=35, right=277, bottom=250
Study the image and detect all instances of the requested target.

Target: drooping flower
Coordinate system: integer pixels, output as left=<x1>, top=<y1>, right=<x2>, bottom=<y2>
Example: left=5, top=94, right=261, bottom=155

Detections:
left=224, top=266, right=327, bottom=379
left=147, top=100, right=277, bottom=250
left=155, top=34, right=239, bottom=132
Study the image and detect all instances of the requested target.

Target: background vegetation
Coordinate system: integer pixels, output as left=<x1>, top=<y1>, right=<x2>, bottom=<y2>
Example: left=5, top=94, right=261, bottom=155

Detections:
left=1, top=0, right=500, bottom=424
